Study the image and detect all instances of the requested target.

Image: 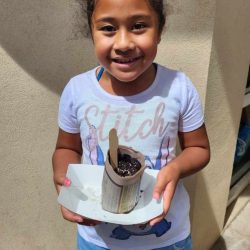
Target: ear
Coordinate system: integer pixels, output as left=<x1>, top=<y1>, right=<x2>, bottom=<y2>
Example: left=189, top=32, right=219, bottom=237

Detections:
left=157, top=31, right=162, bottom=44
left=157, top=34, right=162, bottom=44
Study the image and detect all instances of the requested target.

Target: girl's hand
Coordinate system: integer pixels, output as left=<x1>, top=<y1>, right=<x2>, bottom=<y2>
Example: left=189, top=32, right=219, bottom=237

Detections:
left=61, top=206, right=101, bottom=226
left=149, top=125, right=210, bottom=226
left=149, top=163, right=181, bottom=226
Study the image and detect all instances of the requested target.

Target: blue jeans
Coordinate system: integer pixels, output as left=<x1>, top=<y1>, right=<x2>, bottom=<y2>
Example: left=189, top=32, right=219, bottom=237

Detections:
left=77, top=233, right=192, bottom=250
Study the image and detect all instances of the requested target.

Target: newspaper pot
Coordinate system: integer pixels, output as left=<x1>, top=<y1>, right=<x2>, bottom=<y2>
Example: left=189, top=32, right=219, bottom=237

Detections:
left=102, top=145, right=145, bottom=213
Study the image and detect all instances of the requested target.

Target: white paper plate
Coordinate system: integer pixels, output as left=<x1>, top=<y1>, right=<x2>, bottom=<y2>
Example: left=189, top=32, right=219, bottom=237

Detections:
left=58, top=164, right=163, bottom=225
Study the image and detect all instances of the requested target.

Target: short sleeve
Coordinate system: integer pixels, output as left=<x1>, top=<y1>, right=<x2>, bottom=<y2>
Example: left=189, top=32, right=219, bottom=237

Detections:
left=58, top=79, right=80, bottom=133
left=178, top=75, right=204, bottom=132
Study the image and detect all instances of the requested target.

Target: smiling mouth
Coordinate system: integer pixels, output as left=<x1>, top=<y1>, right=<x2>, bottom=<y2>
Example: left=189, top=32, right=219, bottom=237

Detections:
left=112, top=57, right=141, bottom=64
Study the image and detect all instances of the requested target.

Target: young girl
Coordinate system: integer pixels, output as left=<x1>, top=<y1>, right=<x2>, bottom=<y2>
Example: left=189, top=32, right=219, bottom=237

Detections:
left=52, top=0, right=210, bottom=249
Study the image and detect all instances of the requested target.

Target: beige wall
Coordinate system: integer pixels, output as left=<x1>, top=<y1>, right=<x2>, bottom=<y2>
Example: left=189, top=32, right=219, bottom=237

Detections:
left=0, top=1, right=94, bottom=249
left=0, top=0, right=249, bottom=249
left=194, top=0, right=250, bottom=249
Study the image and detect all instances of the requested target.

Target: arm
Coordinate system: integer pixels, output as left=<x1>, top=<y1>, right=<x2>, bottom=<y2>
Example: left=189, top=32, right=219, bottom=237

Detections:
left=52, top=129, right=82, bottom=193
left=52, top=128, right=100, bottom=225
left=150, top=124, right=210, bottom=226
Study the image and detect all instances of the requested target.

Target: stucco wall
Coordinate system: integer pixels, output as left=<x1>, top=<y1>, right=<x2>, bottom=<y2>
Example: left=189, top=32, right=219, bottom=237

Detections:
left=0, top=1, right=95, bottom=249
left=0, top=0, right=249, bottom=249
left=194, top=0, right=250, bottom=249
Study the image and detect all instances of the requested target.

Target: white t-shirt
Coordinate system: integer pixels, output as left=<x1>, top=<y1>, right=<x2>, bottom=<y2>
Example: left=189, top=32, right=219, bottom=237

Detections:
left=58, top=64, right=204, bottom=249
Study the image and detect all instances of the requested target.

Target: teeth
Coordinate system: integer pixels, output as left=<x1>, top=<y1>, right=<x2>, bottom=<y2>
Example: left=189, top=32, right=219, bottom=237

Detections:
left=114, top=58, right=137, bottom=63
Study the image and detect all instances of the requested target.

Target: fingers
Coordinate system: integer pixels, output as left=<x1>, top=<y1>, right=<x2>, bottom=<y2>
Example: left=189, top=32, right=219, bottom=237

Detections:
left=61, top=206, right=100, bottom=226
left=149, top=213, right=165, bottom=226
left=150, top=167, right=179, bottom=226
left=150, top=182, right=175, bottom=227
left=152, top=170, right=167, bottom=200
left=78, top=218, right=101, bottom=226
left=61, top=206, right=83, bottom=223
left=60, top=178, right=101, bottom=226
left=162, top=181, right=176, bottom=214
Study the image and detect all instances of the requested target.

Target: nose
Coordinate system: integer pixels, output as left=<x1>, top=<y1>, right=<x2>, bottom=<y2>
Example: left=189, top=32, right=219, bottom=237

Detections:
left=113, top=28, right=135, bottom=53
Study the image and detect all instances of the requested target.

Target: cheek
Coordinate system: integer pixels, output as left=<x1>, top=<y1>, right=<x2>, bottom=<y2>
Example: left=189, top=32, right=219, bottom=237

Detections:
left=142, top=40, right=158, bottom=57
left=94, top=45, right=106, bottom=61
left=93, top=39, right=110, bottom=58
left=138, top=34, right=159, bottom=50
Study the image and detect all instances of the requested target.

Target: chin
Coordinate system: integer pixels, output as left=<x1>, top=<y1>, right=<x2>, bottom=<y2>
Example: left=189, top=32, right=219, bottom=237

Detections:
left=112, top=72, right=143, bottom=83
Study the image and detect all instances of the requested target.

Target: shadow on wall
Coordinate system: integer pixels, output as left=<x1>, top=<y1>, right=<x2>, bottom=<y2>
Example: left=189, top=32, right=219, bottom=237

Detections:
left=184, top=173, right=221, bottom=250
left=201, top=1, right=250, bottom=248
left=205, top=0, right=250, bottom=140
left=177, top=138, right=220, bottom=249
left=0, top=0, right=97, bottom=94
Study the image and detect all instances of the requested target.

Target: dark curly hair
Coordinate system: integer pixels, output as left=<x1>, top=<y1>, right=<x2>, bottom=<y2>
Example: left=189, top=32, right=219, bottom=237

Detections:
left=85, top=0, right=166, bottom=35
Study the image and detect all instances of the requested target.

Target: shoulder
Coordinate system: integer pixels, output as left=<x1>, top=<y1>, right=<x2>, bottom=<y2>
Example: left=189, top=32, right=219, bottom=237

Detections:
left=156, top=64, right=196, bottom=97
left=68, top=67, right=97, bottom=89
left=157, top=64, right=190, bottom=85
left=156, top=67, right=204, bottom=132
left=156, top=63, right=202, bottom=108
left=59, top=67, right=97, bottom=107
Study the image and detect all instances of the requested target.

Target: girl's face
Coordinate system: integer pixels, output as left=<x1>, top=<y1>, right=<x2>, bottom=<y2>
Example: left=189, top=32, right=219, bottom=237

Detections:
left=91, top=0, right=161, bottom=93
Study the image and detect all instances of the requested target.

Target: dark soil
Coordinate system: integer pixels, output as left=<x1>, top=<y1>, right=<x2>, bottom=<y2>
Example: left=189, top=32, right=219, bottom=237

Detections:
left=115, top=153, right=141, bottom=177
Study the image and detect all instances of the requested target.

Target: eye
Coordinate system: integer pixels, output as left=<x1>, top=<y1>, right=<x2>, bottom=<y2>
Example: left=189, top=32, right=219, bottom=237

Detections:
left=132, top=23, right=146, bottom=31
left=100, top=25, right=116, bottom=33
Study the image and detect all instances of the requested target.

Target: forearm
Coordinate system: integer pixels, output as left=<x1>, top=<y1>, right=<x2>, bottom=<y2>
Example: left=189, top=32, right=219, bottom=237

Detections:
left=52, top=148, right=81, bottom=193
left=151, top=125, right=210, bottom=225
left=169, top=145, right=210, bottom=178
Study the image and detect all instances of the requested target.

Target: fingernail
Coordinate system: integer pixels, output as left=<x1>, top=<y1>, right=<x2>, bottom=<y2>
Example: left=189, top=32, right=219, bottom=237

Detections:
left=63, top=177, right=71, bottom=187
left=76, top=217, right=83, bottom=223
left=153, top=193, right=159, bottom=200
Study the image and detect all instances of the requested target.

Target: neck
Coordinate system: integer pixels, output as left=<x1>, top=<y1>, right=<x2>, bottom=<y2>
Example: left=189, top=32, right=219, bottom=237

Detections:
left=99, top=64, right=156, bottom=96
